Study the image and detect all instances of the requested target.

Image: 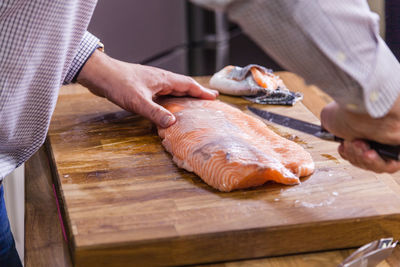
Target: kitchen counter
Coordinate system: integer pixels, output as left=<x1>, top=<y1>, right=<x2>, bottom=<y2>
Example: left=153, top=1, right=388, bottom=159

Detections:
left=25, top=73, right=400, bottom=266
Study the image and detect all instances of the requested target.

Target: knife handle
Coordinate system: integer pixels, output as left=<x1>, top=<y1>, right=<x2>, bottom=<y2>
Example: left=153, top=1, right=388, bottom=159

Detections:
left=368, top=141, right=400, bottom=161
left=333, top=136, right=400, bottom=161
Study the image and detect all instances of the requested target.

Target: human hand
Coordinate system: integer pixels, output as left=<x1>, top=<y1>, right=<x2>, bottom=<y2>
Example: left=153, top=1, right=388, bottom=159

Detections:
left=321, top=100, right=400, bottom=173
left=77, top=50, right=218, bottom=128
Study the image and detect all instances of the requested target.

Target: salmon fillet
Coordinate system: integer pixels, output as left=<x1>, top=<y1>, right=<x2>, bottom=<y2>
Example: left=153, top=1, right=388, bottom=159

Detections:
left=158, top=98, right=315, bottom=192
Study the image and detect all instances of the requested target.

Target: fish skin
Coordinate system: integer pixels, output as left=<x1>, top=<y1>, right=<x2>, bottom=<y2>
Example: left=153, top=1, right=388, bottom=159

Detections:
left=210, top=65, right=303, bottom=106
left=158, top=97, right=315, bottom=192
left=209, top=65, right=284, bottom=96
left=209, top=66, right=256, bottom=96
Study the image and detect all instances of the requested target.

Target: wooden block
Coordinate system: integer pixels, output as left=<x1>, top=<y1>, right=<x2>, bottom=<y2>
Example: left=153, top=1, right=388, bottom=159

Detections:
left=47, top=73, right=400, bottom=266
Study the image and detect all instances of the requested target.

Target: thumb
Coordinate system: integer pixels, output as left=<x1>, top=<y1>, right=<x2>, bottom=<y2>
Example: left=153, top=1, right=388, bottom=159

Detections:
left=140, top=99, right=176, bottom=128
left=320, top=102, right=337, bottom=132
left=320, top=101, right=348, bottom=139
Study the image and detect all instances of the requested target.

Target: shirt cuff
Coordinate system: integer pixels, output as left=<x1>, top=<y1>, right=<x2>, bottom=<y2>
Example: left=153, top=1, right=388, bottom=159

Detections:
left=364, top=38, right=400, bottom=118
left=63, top=31, right=100, bottom=85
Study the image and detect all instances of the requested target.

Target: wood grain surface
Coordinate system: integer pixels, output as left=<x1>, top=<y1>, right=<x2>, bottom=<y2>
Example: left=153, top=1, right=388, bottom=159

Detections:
left=25, top=73, right=400, bottom=267
left=25, top=147, right=72, bottom=267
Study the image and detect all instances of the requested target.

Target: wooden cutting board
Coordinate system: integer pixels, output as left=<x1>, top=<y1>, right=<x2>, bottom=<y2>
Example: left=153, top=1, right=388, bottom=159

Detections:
left=47, top=73, right=400, bottom=267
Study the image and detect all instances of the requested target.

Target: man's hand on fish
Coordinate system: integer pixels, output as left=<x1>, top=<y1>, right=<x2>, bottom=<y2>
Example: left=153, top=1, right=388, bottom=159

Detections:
left=77, top=50, right=218, bottom=128
left=321, top=100, right=400, bottom=173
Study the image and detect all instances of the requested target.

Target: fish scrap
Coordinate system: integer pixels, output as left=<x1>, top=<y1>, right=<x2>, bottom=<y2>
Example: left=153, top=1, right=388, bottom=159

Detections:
left=210, top=64, right=303, bottom=106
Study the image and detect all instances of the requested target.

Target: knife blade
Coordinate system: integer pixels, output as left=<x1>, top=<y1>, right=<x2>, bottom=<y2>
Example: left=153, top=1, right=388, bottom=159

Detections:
left=248, top=106, right=400, bottom=161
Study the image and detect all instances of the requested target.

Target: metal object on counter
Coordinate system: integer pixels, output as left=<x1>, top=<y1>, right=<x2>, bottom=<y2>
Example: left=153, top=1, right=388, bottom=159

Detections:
left=244, top=90, right=303, bottom=106
left=338, top=238, right=398, bottom=267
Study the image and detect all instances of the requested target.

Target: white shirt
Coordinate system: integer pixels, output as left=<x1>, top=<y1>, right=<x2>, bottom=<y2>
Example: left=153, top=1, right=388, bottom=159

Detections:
left=193, top=0, right=400, bottom=117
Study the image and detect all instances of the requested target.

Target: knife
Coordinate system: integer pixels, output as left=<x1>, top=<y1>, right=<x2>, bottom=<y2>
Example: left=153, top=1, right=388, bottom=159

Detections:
left=248, top=106, right=400, bottom=161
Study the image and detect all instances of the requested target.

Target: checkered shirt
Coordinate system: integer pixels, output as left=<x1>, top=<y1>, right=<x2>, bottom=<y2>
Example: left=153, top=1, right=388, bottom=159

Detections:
left=193, top=0, right=400, bottom=118
left=0, top=0, right=99, bottom=180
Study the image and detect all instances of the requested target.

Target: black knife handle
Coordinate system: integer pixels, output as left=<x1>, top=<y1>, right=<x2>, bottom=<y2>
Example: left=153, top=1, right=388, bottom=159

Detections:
left=368, top=141, right=400, bottom=161
left=320, top=128, right=400, bottom=161
left=333, top=136, right=400, bottom=161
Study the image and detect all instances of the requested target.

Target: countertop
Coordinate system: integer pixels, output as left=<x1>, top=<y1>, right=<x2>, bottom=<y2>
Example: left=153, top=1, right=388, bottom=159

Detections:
left=24, top=73, right=400, bottom=266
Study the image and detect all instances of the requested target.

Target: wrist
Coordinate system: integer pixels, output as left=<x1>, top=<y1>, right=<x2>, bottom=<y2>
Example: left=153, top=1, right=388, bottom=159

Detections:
left=77, top=49, right=117, bottom=97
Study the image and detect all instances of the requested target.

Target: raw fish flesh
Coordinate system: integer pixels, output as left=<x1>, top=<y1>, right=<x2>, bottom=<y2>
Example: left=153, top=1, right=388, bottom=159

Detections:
left=158, top=97, right=314, bottom=192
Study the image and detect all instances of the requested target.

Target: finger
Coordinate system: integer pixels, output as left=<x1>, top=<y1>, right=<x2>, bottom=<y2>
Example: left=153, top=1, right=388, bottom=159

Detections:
left=320, top=102, right=337, bottom=131
left=338, top=142, right=348, bottom=160
left=320, top=102, right=361, bottom=141
left=138, top=99, right=176, bottom=128
left=341, top=140, right=400, bottom=173
left=320, top=102, right=346, bottom=138
left=362, top=150, right=385, bottom=172
left=340, top=140, right=366, bottom=168
left=157, top=90, right=186, bottom=97
left=362, top=149, right=400, bottom=173
left=187, top=83, right=219, bottom=100
left=170, top=75, right=218, bottom=99
left=349, top=140, right=370, bottom=169
left=170, top=91, right=188, bottom=97
left=340, top=140, right=376, bottom=170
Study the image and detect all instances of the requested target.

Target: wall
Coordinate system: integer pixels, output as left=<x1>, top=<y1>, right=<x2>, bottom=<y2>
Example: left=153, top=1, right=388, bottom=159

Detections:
left=4, top=164, right=25, bottom=265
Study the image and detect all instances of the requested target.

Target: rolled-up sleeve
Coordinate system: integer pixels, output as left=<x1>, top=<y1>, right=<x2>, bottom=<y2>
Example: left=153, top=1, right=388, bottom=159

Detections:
left=192, top=0, right=400, bottom=118
left=63, top=31, right=99, bottom=84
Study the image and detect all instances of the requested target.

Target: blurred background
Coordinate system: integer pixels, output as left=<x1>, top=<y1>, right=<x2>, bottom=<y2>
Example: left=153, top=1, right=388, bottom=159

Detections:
left=87, top=0, right=387, bottom=77
left=87, top=0, right=283, bottom=76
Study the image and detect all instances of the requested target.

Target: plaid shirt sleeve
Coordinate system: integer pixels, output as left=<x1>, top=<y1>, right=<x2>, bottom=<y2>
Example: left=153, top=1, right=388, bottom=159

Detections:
left=63, top=31, right=100, bottom=84
left=192, top=0, right=400, bottom=118
left=0, top=0, right=97, bottom=180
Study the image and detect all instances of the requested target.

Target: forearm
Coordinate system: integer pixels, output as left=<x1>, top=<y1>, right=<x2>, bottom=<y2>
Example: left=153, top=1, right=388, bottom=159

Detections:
left=76, top=49, right=119, bottom=98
